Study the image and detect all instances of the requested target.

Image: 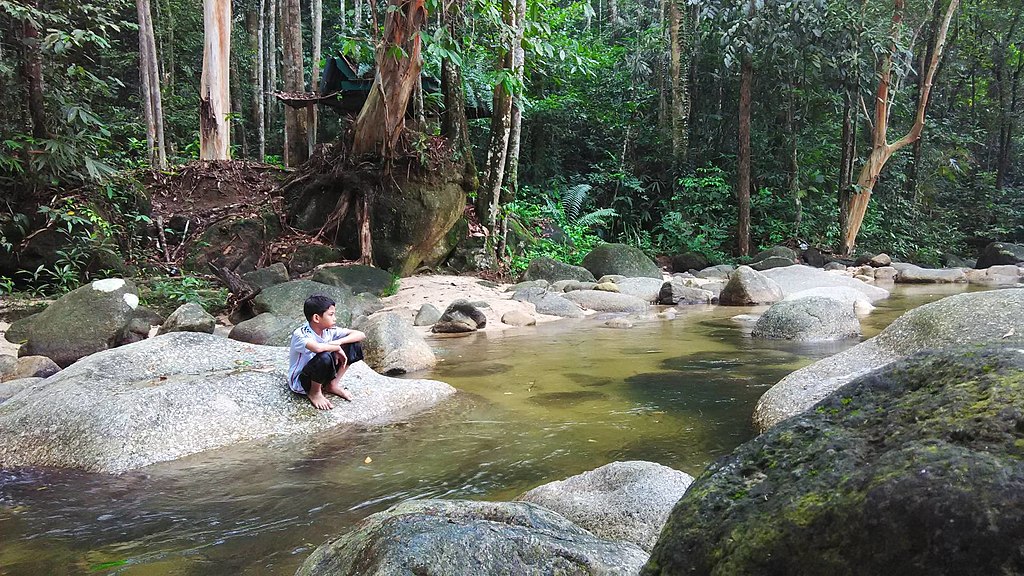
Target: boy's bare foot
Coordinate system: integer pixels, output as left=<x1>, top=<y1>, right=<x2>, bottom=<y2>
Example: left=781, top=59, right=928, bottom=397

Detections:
left=308, top=389, right=334, bottom=410
left=326, top=380, right=353, bottom=402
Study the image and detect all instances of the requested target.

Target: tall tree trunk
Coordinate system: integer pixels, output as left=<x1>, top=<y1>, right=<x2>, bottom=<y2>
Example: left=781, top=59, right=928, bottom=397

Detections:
left=354, top=0, right=363, bottom=32
left=905, top=0, right=943, bottom=198
left=737, top=47, right=752, bottom=257
left=340, top=0, right=347, bottom=29
left=838, top=91, right=856, bottom=240
left=282, top=0, right=308, bottom=166
left=22, top=2, right=47, bottom=139
left=495, top=0, right=527, bottom=257
left=350, top=0, right=428, bottom=157
left=137, top=0, right=167, bottom=168
left=230, top=50, right=247, bottom=157
left=786, top=79, right=800, bottom=239
left=311, top=0, right=323, bottom=148
left=440, top=0, right=474, bottom=181
left=253, top=1, right=266, bottom=161
left=267, top=0, right=278, bottom=153
left=200, top=0, right=232, bottom=160
left=839, top=0, right=960, bottom=255
left=668, top=0, right=690, bottom=167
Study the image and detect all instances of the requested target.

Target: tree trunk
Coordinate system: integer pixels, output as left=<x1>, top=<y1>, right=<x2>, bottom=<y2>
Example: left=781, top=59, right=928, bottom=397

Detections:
left=200, top=0, right=232, bottom=160
left=786, top=79, right=800, bottom=239
left=737, top=47, right=752, bottom=257
left=230, top=49, right=247, bottom=157
left=137, top=0, right=167, bottom=168
left=311, top=0, right=323, bottom=148
left=839, top=0, right=960, bottom=255
left=668, top=0, right=690, bottom=167
left=502, top=0, right=527, bottom=202
left=354, top=0, right=363, bottom=32
left=254, top=0, right=266, bottom=161
left=267, top=0, right=278, bottom=152
left=282, top=0, right=308, bottom=166
left=22, top=2, right=47, bottom=139
left=350, top=0, right=428, bottom=157
left=340, top=0, right=347, bottom=30
left=838, top=91, right=856, bottom=239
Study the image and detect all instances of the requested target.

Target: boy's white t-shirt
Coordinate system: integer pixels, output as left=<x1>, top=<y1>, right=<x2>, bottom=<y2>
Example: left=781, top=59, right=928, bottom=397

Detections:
left=287, top=323, right=350, bottom=393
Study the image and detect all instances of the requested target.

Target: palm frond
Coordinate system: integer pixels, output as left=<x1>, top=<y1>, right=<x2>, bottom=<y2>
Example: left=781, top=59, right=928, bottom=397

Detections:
left=561, top=183, right=592, bottom=223
left=574, top=207, right=617, bottom=228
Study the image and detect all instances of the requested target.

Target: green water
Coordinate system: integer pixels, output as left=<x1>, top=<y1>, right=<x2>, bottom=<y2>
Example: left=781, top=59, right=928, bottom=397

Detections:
left=0, top=284, right=973, bottom=575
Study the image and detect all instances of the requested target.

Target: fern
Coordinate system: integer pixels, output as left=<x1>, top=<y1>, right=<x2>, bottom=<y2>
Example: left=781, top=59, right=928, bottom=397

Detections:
left=561, top=183, right=592, bottom=223
left=574, top=207, right=617, bottom=228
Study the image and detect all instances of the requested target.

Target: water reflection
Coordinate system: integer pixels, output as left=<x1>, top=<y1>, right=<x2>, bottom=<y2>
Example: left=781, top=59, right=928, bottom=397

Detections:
left=0, top=284, right=974, bottom=575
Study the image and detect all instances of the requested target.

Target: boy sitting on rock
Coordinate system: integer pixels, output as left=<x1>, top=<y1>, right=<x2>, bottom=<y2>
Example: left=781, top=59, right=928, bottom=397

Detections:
left=288, top=294, right=366, bottom=410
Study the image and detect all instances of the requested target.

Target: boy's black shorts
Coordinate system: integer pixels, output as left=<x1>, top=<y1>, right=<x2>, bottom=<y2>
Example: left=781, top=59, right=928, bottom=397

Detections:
left=298, top=343, right=365, bottom=393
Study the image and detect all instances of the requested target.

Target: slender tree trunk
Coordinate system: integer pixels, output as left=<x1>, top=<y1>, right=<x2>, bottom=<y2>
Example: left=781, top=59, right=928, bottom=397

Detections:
left=838, top=91, right=856, bottom=239
left=354, top=0, right=363, bottom=32
left=668, top=0, right=690, bottom=167
left=138, top=0, right=167, bottom=168
left=200, top=0, right=232, bottom=160
left=254, top=1, right=266, bottom=161
left=502, top=0, right=527, bottom=202
left=311, top=0, right=323, bottom=148
left=230, top=50, right=247, bottom=157
left=350, top=0, right=428, bottom=157
left=267, top=0, right=278, bottom=153
left=786, top=79, right=800, bottom=238
left=905, top=0, right=942, bottom=198
left=22, top=2, right=47, bottom=139
left=340, top=0, right=347, bottom=30
left=441, top=0, right=475, bottom=182
left=282, top=0, right=308, bottom=166
left=839, top=0, right=960, bottom=255
left=737, top=48, right=752, bottom=257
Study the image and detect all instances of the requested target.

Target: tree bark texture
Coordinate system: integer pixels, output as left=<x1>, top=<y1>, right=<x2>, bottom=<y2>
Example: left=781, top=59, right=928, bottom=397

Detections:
left=22, top=2, right=47, bottom=139
left=311, top=0, right=323, bottom=148
left=282, top=0, right=308, bottom=166
left=199, top=0, right=232, bottom=160
left=266, top=0, right=278, bottom=149
left=350, top=0, right=428, bottom=157
left=254, top=1, right=266, bottom=161
left=668, top=0, right=690, bottom=167
left=137, top=0, right=167, bottom=168
left=737, top=48, right=752, bottom=257
left=839, top=0, right=960, bottom=255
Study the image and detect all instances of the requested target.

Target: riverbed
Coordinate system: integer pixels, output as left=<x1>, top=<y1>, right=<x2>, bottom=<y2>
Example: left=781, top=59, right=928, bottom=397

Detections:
left=0, top=283, right=973, bottom=575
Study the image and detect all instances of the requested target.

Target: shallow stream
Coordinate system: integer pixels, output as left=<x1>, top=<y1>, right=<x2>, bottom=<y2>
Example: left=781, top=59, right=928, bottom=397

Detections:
left=0, top=284, right=973, bottom=575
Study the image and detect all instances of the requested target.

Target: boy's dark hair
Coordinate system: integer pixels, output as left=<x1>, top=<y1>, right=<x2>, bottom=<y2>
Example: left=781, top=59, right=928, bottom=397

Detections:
left=303, top=294, right=336, bottom=321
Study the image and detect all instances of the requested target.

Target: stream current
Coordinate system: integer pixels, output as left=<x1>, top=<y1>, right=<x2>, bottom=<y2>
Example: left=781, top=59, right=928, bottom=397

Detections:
left=0, top=284, right=974, bottom=575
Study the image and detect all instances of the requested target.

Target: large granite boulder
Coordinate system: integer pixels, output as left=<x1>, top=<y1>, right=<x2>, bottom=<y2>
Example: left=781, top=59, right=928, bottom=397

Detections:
left=761, top=265, right=890, bottom=302
left=16, top=278, right=140, bottom=367
left=512, top=287, right=586, bottom=318
left=753, top=288, right=1024, bottom=432
left=521, top=257, right=597, bottom=283
left=252, top=280, right=355, bottom=325
left=0, top=377, right=40, bottom=403
left=311, top=265, right=395, bottom=296
left=643, top=345, right=1024, bottom=576
left=582, top=243, right=662, bottom=279
left=976, top=241, right=1024, bottom=269
left=614, top=277, right=666, bottom=302
left=432, top=299, right=488, bottom=333
left=893, top=263, right=967, bottom=283
left=0, top=332, right=455, bottom=473
left=718, top=266, right=784, bottom=306
left=670, top=252, right=709, bottom=273
left=228, top=312, right=297, bottom=346
left=157, top=302, right=216, bottom=335
left=361, top=313, right=436, bottom=375
left=752, top=296, right=861, bottom=341
left=297, top=499, right=649, bottom=576
left=964, top=264, right=1022, bottom=286
left=241, top=262, right=290, bottom=290
left=783, top=286, right=874, bottom=315
left=658, top=279, right=714, bottom=306
left=563, top=290, right=649, bottom=313
left=516, top=461, right=694, bottom=552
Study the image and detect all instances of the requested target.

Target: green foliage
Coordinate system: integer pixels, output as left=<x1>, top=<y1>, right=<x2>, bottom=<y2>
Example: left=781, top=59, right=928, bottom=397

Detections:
left=653, top=167, right=734, bottom=262
left=141, top=276, right=228, bottom=315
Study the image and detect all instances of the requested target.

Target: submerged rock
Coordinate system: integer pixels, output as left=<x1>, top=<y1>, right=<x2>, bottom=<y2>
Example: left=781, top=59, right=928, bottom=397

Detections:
left=297, top=499, right=648, bottom=576
left=753, top=288, right=1024, bottom=431
left=644, top=345, right=1024, bottom=576
left=516, top=460, right=694, bottom=552
left=0, top=332, right=455, bottom=473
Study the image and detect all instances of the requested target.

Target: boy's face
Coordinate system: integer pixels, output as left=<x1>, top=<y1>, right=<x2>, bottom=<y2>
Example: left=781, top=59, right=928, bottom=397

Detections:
left=313, top=305, right=337, bottom=329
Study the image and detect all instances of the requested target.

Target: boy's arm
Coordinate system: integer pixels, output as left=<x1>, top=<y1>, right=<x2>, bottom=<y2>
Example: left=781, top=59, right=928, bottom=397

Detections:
left=304, top=338, right=345, bottom=354
left=329, top=329, right=366, bottom=345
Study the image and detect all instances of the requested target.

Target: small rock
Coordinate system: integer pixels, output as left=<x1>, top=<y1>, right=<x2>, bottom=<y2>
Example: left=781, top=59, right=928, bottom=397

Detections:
left=6, top=356, right=60, bottom=381
left=501, top=310, right=536, bottom=326
left=158, top=302, right=216, bottom=335
left=604, top=318, right=634, bottom=329
left=432, top=300, right=487, bottom=333
left=594, top=282, right=620, bottom=292
left=413, top=303, right=441, bottom=326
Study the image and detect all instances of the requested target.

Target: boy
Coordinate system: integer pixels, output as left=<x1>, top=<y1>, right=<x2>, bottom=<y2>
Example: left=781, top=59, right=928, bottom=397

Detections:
left=288, top=294, right=367, bottom=410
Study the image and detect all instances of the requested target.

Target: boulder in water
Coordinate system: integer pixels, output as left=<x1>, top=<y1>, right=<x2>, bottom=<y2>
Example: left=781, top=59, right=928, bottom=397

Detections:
left=297, top=499, right=649, bottom=576
left=0, top=332, right=455, bottom=473
left=644, top=345, right=1024, bottom=576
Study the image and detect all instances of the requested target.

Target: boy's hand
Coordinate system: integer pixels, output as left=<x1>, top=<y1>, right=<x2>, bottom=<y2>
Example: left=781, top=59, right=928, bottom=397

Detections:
left=334, top=348, right=348, bottom=366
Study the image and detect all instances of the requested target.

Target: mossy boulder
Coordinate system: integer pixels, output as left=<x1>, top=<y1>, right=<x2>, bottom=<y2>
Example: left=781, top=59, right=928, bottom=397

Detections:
left=582, top=243, right=662, bottom=279
left=251, top=280, right=355, bottom=326
left=287, top=245, right=344, bottom=276
left=241, top=262, right=290, bottom=290
left=521, top=257, right=596, bottom=283
left=17, top=278, right=140, bottom=368
left=312, top=264, right=395, bottom=296
left=644, top=344, right=1024, bottom=576
left=297, top=499, right=649, bottom=576
left=752, top=296, right=861, bottom=341
left=977, top=241, right=1024, bottom=269
left=670, top=252, right=710, bottom=273
left=185, top=213, right=280, bottom=274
